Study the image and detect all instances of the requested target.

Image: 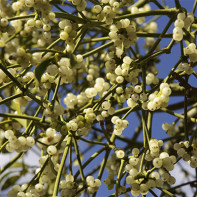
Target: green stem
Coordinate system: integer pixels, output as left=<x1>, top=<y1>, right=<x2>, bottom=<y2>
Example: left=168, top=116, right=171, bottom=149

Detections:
left=0, top=63, right=45, bottom=106
left=139, top=55, right=150, bottom=151
left=146, top=167, right=156, bottom=177
left=41, top=38, right=62, bottom=57
left=142, top=110, right=150, bottom=146
left=51, top=76, right=61, bottom=106
left=77, top=136, right=106, bottom=146
left=93, top=84, right=118, bottom=111
left=54, top=12, right=86, bottom=24
left=92, top=149, right=111, bottom=197
left=24, top=156, right=50, bottom=191
left=8, top=14, right=35, bottom=21
left=189, top=127, right=197, bottom=146
left=122, top=105, right=138, bottom=120
left=82, top=37, right=110, bottom=43
left=88, top=0, right=100, bottom=5
left=74, top=147, right=105, bottom=179
left=184, top=75, right=189, bottom=141
left=100, top=121, right=112, bottom=144
left=136, top=32, right=174, bottom=38
left=52, top=136, right=72, bottom=197
left=164, top=58, right=182, bottom=83
left=30, top=48, right=64, bottom=54
left=0, top=119, right=12, bottom=126
left=149, top=189, right=158, bottom=197
left=0, top=113, right=50, bottom=123
left=52, top=3, right=68, bottom=13
left=0, top=81, right=13, bottom=91
left=180, top=40, right=184, bottom=57
left=148, top=17, right=174, bottom=55
left=69, top=141, right=73, bottom=175
left=0, top=63, right=24, bottom=90
left=192, top=0, right=197, bottom=14
left=0, top=141, right=8, bottom=152
left=73, top=136, right=85, bottom=181
left=139, top=149, right=147, bottom=172
left=115, top=159, right=125, bottom=197
left=24, top=104, right=42, bottom=137
left=169, top=180, right=197, bottom=190
left=151, top=0, right=165, bottom=9
left=114, top=9, right=178, bottom=21
left=129, top=47, right=138, bottom=59
left=0, top=93, right=23, bottom=105
left=147, top=111, right=153, bottom=138
left=82, top=41, right=113, bottom=58
left=133, top=40, right=175, bottom=69
left=98, top=149, right=110, bottom=179
left=73, top=26, right=88, bottom=54
left=160, top=107, right=197, bottom=123
left=157, top=187, right=175, bottom=197
left=5, top=30, right=21, bottom=44
left=142, top=63, right=146, bottom=93
left=0, top=153, right=24, bottom=174
left=175, top=0, right=182, bottom=9
left=133, top=0, right=147, bottom=7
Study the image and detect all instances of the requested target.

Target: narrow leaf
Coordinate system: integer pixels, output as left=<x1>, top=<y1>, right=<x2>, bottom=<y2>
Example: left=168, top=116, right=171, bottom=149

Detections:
left=0, top=171, right=13, bottom=184
left=10, top=101, right=27, bottom=128
left=35, top=58, right=53, bottom=82
left=9, top=162, right=28, bottom=169
left=1, top=175, right=20, bottom=190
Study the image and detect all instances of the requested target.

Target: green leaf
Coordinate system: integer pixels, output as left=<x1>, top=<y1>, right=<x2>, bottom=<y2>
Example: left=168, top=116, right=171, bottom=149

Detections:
left=9, top=162, right=28, bottom=169
left=1, top=138, right=9, bottom=153
left=0, top=171, right=13, bottom=184
left=49, top=158, right=57, bottom=176
left=35, top=58, right=53, bottom=82
left=1, top=175, right=20, bottom=190
left=10, top=101, right=27, bottom=128
left=67, top=52, right=77, bottom=68
left=61, top=52, right=76, bottom=68
left=54, top=12, right=85, bottom=24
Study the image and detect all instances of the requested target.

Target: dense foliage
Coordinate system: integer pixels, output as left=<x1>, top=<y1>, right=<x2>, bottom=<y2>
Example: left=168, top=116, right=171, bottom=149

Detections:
left=0, top=0, right=197, bottom=196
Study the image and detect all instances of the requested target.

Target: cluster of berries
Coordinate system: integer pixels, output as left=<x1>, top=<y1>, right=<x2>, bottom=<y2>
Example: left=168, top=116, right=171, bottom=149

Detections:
left=59, top=20, right=77, bottom=51
left=63, top=92, right=88, bottom=109
left=123, top=140, right=177, bottom=196
left=44, top=103, right=65, bottom=118
left=7, top=184, right=45, bottom=197
left=70, top=0, right=87, bottom=11
left=106, top=54, right=141, bottom=85
left=60, top=174, right=78, bottom=197
left=174, top=140, right=197, bottom=168
left=5, top=130, right=35, bottom=153
left=162, top=122, right=178, bottom=137
left=111, top=116, right=129, bottom=136
left=86, top=176, right=101, bottom=194
left=184, top=43, right=197, bottom=63
left=85, top=77, right=110, bottom=98
left=109, top=19, right=137, bottom=49
left=104, top=174, right=126, bottom=195
left=129, top=4, right=151, bottom=24
left=92, top=0, right=134, bottom=25
left=178, top=62, right=193, bottom=75
left=0, top=17, right=9, bottom=47
left=144, top=83, right=172, bottom=111
left=106, top=153, right=121, bottom=175
left=37, top=127, right=60, bottom=149
left=173, top=12, right=194, bottom=41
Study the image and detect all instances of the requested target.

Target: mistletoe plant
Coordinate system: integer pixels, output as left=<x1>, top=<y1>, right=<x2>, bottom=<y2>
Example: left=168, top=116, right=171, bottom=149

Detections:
left=0, top=0, right=197, bottom=196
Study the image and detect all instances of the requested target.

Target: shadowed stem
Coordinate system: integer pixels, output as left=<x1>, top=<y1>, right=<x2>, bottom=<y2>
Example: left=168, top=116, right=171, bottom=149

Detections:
left=52, top=136, right=72, bottom=196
